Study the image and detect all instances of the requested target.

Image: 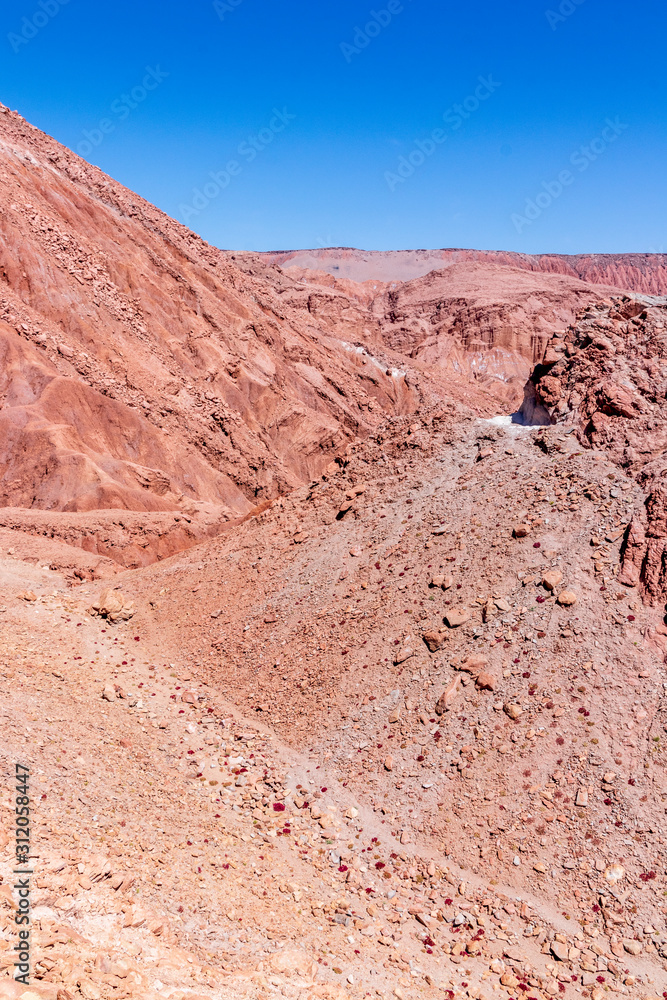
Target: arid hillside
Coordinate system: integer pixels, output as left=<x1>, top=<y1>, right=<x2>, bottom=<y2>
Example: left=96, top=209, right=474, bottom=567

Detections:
left=0, top=101, right=640, bottom=555
left=0, top=106, right=424, bottom=526
left=1, top=105, right=667, bottom=1000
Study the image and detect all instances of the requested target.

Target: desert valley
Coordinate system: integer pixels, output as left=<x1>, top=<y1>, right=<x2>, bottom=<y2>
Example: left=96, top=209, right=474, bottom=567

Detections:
left=1, top=102, right=667, bottom=1000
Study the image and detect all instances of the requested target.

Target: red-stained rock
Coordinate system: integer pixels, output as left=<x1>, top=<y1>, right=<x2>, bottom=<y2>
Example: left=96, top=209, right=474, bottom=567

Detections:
left=619, top=517, right=646, bottom=588
left=537, top=375, right=562, bottom=406
left=596, top=380, right=642, bottom=419
left=422, top=630, right=447, bottom=652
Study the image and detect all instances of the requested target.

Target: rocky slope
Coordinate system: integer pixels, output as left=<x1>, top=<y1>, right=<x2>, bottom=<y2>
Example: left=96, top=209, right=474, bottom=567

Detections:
left=1, top=103, right=667, bottom=1000
left=2, top=405, right=667, bottom=1000
left=0, top=105, right=425, bottom=528
left=524, top=293, right=667, bottom=606
left=262, top=259, right=619, bottom=415
left=0, top=102, right=639, bottom=558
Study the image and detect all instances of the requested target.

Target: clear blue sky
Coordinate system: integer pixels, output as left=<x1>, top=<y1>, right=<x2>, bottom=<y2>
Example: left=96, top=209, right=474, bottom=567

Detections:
left=1, top=0, right=665, bottom=254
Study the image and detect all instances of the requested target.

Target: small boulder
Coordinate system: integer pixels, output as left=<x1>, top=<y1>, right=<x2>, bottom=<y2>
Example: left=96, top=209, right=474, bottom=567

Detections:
left=557, top=590, right=578, bottom=607
left=503, top=702, right=523, bottom=721
left=436, top=676, right=462, bottom=714
left=91, top=588, right=135, bottom=622
left=444, top=607, right=471, bottom=628
left=482, top=599, right=495, bottom=623
left=458, top=653, right=488, bottom=677
left=605, top=864, right=625, bottom=883
left=542, top=570, right=563, bottom=591
left=268, top=949, right=317, bottom=979
left=394, top=644, right=415, bottom=665
left=550, top=940, right=568, bottom=962
left=475, top=671, right=496, bottom=691
left=422, top=630, right=447, bottom=652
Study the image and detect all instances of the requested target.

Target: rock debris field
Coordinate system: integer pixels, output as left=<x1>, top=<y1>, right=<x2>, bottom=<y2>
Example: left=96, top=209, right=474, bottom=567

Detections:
left=2, top=409, right=667, bottom=1000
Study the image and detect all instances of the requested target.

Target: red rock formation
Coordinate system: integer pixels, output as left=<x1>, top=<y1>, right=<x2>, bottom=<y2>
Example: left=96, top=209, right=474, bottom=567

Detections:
left=0, top=106, right=624, bottom=530
left=0, top=108, right=424, bottom=517
left=2, top=102, right=662, bottom=581
left=524, top=295, right=667, bottom=605
left=274, top=260, right=617, bottom=413
left=261, top=246, right=667, bottom=296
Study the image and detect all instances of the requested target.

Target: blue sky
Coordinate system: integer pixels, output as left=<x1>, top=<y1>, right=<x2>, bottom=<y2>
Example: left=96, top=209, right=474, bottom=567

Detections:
left=1, top=0, right=665, bottom=254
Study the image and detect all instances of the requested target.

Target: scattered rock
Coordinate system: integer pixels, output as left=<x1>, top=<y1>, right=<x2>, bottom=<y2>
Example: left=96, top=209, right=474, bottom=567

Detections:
left=394, top=643, right=415, bottom=665
left=457, top=653, right=488, bottom=677
left=500, top=972, right=519, bottom=988
left=435, top=676, right=462, bottom=714
left=422, top=630, right=447, bottom=652
left=542, top=569, right=563, bottom=591
left=444, top=607, right=471, bottom=628
left=475, top=671, right=496, bottom=691
left=605, top=864, right=625, bottom=883
left=90, top=588, right=135, bottom=622
left=550, top=940, right=568, bottom=962
left=268, top=949, right=317, bottom=979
